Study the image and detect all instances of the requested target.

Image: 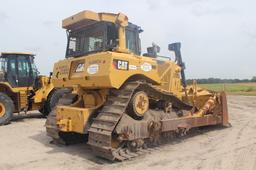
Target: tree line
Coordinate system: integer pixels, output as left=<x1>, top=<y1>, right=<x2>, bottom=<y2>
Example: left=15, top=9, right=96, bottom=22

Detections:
left=187, top=76, right=256, bottom=84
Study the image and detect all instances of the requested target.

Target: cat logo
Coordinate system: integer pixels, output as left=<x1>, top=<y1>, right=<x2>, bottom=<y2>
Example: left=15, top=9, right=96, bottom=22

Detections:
left=113, top=59, right=129, bottom=70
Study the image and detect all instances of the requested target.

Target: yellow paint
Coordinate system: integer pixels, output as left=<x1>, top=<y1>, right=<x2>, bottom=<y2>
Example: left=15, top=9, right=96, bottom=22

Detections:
left=33, top=76, right=54, bottom=103
left=133, top=92, right=149, bottom=116
left=0, top=103, right=5, bottom=117
left=53, top=51, right=185, bottom=134
left=62, top=10, right=128, bottom=53
left=0, top=82, right=33, bottom=93
left=56, top=106, right=93, bottom=134
left=53, top=52, right=158, bottom=88
left=0, top=76, right=54, bottom=112
left=185, top=84, right=214, bottom=109
left=62, top=10, right=128, bottom=29
left=1, top=52, right=34, bottom=56
left=55, top=87, right=107, bottom=134
left=19, top=90, right=28, bottom=109
left=0, top=82, right=31, bottom=111
left=54, top=10, right=224, bottom=134
left=117, top=26, right=128, bottom=52
left=52, top=51, right=183, bottom=98
left=53, top=10, right=184, bottom=134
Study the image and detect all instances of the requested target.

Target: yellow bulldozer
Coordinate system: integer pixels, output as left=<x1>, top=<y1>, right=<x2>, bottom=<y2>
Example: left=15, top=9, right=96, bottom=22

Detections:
left=46, top=10, right=229, bottom=161
left=0, top=52, right=68, bottom=125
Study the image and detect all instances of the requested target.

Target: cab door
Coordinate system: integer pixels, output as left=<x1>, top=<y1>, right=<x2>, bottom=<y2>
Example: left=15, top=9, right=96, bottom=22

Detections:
left=16, top=55, right=33, bottom=87
left=6, top=55, right=34, bottom=87
left=6, top=56, right=18, bottom=87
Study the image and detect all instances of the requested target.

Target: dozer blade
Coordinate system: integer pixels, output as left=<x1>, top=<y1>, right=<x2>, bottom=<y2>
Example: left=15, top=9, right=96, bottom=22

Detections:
left=220, top=92, right=230, bottom=127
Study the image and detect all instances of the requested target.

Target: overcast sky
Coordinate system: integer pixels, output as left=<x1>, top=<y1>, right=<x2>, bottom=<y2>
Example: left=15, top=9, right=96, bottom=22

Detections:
left=0, top=0, right=255, bottom=79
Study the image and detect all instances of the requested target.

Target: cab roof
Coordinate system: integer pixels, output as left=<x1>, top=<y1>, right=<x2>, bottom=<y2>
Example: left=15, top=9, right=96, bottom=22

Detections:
left=1, top=52, right=35, bottom=56
left=62, top=10, right=128, bottom=31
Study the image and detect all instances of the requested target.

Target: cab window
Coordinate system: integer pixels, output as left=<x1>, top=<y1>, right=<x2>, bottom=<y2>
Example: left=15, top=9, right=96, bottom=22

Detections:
left=126, top=29, right=137, bottom=54
left=18, top=56, right=30, bottom=77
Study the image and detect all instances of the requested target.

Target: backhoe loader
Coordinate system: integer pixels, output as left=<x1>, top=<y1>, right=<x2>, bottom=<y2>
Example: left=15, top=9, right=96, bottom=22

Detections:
left=46, top=10, right=229, bottom=161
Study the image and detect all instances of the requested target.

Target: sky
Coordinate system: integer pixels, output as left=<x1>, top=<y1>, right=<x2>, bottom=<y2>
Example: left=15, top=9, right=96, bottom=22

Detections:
left=0, top=0, right=255, bottom=79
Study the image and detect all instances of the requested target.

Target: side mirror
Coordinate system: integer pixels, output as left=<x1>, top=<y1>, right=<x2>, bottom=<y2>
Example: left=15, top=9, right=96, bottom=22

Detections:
left=168, top=42, right=181, bottom=52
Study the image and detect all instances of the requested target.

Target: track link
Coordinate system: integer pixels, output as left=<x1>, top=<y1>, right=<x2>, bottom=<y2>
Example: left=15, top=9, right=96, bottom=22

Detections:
left=88, top=82, right=139, bottom=160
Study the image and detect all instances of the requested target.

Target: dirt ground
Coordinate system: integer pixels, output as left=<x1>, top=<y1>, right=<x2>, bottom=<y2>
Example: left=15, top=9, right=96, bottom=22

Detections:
left=0, top=95, right=256, bottom=170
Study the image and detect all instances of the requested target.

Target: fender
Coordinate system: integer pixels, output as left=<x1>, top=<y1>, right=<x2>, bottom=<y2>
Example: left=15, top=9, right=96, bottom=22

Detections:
left=0, top=82, right=29, bottom=112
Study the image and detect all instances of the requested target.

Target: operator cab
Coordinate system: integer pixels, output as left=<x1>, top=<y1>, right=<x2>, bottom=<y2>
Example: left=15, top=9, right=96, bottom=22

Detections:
left=65, top=21, right=143, bottom=58
left=0, top=53, right=38, bottom=87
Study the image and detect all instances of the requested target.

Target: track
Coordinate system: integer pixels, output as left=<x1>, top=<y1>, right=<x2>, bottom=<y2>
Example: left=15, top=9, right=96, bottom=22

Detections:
left=88, top=81, right=193, bottom=161
left=88, top=82, right=139, bottom=160
left=46, top=81, right=224, bottom=162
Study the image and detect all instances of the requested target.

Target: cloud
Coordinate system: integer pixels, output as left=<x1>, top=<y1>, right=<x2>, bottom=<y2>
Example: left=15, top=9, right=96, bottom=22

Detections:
left=146, top=0, right=163, bottom=10
left=24, top=46, right=42, bottom=53
left=146, top=0, right=203, bottom=10
left=145, top=0, right=237, bottom=17
left=243, top=27, right=256, bottom=41
left=191, top=5, right=237, bottom=17
left=166, top=0, right=206, bottom=7
left=42, top=20, right=56, bottom=28
left=0, top=11, right=8, bottom=22
left=0, top=0, right=254, bottom=78
left=239, top=20, right=256, bottom=42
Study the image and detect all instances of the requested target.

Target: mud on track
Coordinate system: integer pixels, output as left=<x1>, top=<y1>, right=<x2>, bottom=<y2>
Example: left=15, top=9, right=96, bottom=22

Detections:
left=0, top=95, right=255, bottom=170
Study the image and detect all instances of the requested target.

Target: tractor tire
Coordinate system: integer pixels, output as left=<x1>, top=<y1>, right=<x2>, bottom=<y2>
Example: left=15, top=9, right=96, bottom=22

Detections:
left=0, top=92, right=14, bottom=126
left=40, top=88, right=71, bottom=117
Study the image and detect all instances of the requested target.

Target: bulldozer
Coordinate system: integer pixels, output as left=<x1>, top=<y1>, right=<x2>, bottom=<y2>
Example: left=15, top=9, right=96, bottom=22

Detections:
left=0, top=52, right=65, bottom=125
left=46, top=10, right=229, bottom=161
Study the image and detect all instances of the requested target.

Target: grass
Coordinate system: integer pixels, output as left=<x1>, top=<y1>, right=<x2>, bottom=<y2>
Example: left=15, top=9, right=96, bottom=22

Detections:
left=198, top=83, right=256, bottom=96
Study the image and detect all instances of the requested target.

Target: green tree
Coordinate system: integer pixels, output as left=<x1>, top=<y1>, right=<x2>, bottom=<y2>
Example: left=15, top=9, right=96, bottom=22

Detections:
left=252, top=76, right=256, bottom=82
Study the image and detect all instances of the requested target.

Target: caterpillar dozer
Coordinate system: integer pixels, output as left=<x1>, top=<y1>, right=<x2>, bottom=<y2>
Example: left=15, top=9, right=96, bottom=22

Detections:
left=0, top=52, right=66, bottom=125
left=46, top=10, right=229, bottom=161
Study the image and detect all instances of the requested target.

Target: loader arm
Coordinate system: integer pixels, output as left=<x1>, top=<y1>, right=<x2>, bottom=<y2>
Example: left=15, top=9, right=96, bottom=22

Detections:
left=33, top=76, right=54, bottom=103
